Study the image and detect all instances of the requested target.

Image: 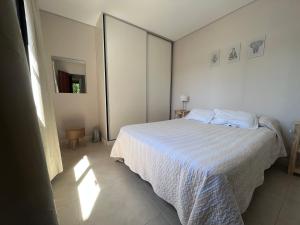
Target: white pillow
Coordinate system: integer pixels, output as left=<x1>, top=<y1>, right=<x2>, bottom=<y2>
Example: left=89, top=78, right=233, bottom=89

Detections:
left=184, top=109, right=215, bottom=123
left=211, top=109, right=258, bottom=129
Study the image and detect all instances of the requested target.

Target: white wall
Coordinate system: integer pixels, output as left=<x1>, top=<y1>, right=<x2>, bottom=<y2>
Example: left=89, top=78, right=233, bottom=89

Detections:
left=54, top=60, right=86, bottom=76
left=173, top=0, right=300, bottom=144
left=40, top=11, right=99, bottom=140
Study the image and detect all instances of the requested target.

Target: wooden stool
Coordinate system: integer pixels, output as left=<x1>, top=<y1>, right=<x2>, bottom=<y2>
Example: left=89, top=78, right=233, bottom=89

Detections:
left=288, top=123, right=300, bottom=175
left=66, top=128, right=85, bottom=150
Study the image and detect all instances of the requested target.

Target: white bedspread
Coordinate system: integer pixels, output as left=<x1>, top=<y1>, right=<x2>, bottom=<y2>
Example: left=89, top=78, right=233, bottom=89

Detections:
left=110, top=119, right=286, bottom=225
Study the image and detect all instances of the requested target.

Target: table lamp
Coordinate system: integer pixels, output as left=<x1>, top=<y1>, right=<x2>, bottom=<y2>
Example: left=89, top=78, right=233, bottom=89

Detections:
left=180, top=95, right=189, bottom=110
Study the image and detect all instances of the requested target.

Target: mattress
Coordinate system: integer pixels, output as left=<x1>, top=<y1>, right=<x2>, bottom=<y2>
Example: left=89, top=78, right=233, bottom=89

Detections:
left=110, top=119, right=286, bottom=225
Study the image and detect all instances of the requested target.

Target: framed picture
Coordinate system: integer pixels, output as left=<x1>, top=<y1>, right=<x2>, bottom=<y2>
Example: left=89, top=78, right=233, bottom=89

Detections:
left=247, top=36, right=266, bottom=58
left=226, top=44, right=241, bottom=63
left=210, top=50, right=220, bottom=66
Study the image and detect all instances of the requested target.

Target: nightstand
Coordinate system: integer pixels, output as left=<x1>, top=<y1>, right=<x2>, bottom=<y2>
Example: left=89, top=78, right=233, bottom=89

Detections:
left=288, top=122, right=300, bottom=175
left=174, top=109, right=190, bottom=119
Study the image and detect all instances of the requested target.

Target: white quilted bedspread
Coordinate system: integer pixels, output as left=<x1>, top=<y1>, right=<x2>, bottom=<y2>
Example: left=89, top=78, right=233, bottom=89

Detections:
left=110, top=119, right=286, bottom=225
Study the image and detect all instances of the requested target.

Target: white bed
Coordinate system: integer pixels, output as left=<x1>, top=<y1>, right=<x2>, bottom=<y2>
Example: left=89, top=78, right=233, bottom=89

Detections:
left=110, top=118, right=286, bottom=225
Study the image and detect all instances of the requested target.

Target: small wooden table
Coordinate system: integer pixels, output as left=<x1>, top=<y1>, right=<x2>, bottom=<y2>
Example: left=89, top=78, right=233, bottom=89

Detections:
left=288, top=123, right=300, bottom=175
left=65, top=128, right=85, bottom=150
left=175, top=109, right=190, bottom=119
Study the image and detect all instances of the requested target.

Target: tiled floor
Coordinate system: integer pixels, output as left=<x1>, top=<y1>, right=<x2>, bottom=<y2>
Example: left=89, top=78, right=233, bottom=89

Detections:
left=52, top=143, right=300, bottom=225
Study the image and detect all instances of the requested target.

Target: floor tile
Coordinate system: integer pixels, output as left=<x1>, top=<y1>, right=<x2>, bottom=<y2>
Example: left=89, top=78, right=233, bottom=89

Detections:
left=242, top=191, right=283, bottom=225
left=285, top=182, right=300, bottom=203
left=276, top=199, right=300, bottom=225
left=289, top=174, right=300, bottom=187
left=56, top=204, right=81, bottom=225
left=146, top=214, right=170, bottom=225
left=52, top=143, right=300, bottom=225
left=255, top=167, right=291, bottom=200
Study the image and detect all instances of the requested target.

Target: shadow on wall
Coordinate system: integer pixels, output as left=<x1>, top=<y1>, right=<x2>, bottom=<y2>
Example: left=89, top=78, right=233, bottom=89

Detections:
left=58, top=116, right=86, bottom=139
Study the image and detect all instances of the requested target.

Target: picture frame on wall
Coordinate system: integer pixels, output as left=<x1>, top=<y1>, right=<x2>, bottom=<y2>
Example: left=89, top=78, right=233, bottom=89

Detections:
left=247, top=36, right=266, bottom=59
left=210, top=50, right=220, bottom=66
left=226, top=43, right=241, bottom=63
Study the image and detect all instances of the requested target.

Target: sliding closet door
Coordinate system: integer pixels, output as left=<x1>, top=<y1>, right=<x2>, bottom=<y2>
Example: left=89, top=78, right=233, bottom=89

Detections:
left=147, top=34, right=172, bottom=122
left=105, top=16, right=147, bottom=140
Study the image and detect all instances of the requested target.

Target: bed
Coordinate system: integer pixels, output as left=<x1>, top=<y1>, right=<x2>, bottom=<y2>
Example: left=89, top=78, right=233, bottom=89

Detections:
left=110, top=118, right=286, bottom=225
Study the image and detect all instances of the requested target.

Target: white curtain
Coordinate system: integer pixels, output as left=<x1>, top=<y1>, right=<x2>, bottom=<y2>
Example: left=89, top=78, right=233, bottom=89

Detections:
left=24, top=0, right=63, bottom=180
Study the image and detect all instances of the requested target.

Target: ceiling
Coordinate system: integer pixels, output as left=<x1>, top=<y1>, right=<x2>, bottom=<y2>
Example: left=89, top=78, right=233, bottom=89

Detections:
left=38, top=0, right=255, bottom=41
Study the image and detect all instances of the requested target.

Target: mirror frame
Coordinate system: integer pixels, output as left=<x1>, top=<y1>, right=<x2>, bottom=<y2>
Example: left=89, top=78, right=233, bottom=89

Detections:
left=51, top=56, right=87, bottom=94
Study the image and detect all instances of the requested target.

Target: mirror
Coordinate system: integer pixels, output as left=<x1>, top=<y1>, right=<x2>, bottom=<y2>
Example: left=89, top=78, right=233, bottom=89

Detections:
left=52, top=56, right=86, bottom=93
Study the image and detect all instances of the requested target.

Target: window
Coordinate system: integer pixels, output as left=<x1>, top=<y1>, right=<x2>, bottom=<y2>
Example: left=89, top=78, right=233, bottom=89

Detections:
left=72, top=82, right=80, bottom=93
left=15, top=0, right=46, bottom=126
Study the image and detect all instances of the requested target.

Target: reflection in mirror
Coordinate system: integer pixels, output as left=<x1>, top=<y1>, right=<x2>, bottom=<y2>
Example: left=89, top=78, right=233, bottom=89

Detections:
left=52, top=56, right=86, bottom=93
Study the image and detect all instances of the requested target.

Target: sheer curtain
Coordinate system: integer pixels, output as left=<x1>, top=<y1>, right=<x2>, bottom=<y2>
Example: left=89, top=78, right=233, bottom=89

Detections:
left=0, top=0, right=58, bottom=224
left=24, top=0, right=63, bottom=180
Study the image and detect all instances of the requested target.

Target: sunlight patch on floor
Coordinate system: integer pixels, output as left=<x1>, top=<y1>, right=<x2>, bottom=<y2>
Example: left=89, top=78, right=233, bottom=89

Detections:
left=74, top=156, right=101, bottom=221
left=78, top=169, right=100, bottom=220
left=74, top=156, right=90, bottom=181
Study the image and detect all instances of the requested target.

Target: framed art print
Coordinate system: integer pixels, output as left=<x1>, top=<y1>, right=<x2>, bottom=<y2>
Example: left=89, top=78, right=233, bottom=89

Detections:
left=226, top=43, right=241, bottom=63
left=247, top=36, right=266, bottom=59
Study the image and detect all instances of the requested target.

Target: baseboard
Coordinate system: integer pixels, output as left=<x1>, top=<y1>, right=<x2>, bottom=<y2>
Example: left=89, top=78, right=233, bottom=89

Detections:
left=59, top=135, right=113, bottom=148
left=101, top=139, right=115, bottom=146
left=59, top=135, right=92, bottom=146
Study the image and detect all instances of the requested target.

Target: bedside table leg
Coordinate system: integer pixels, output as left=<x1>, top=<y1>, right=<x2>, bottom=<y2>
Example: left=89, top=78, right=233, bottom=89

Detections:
left=69, top=139, right=77, bottom=150
left=288, top=138, right=298, bottom=175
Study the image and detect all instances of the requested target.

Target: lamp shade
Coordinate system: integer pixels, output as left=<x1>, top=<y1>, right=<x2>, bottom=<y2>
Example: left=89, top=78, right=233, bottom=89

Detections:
left=180, top=95, right=189, bottom=102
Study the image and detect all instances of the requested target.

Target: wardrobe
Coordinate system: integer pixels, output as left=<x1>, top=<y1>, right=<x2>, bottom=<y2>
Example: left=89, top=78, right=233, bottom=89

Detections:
left=98, top=15, right=172, bottom=141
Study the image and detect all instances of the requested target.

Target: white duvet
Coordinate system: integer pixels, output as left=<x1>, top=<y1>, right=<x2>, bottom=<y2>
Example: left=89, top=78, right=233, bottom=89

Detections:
left=110, top=119, right=286, bottom=225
